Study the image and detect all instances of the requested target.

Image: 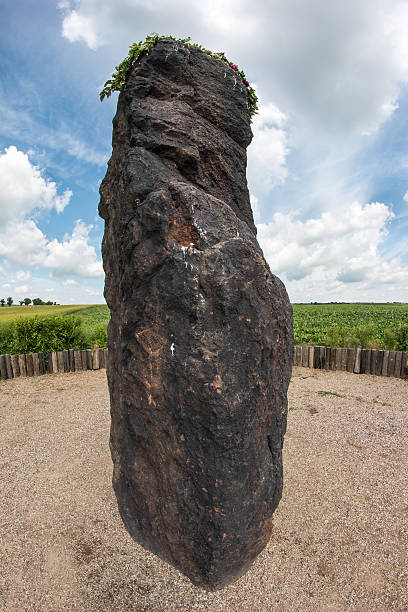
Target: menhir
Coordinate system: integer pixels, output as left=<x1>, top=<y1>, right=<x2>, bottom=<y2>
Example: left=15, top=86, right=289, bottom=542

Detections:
left=99, top=39, right=293, bottom=590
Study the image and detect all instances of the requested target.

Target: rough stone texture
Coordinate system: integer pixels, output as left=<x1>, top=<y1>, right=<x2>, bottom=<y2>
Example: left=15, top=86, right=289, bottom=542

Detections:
left=99, top=39, right=293, bottom=590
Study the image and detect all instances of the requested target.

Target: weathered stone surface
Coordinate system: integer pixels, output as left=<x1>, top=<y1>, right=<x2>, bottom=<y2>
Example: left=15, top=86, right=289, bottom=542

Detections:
left=99, top=39, right=293, bottom=590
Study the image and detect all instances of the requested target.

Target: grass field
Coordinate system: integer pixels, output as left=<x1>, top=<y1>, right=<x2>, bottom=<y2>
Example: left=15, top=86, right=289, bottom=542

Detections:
left=293, top=302, right=408, bottom=349
left=0, top=304, right=103, bottom=323
left=1, top=302, right=407, bottom=352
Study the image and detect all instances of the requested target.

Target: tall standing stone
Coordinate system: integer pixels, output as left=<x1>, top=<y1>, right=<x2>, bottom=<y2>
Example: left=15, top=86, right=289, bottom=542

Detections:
left=99, top=39, right=293, bottom=590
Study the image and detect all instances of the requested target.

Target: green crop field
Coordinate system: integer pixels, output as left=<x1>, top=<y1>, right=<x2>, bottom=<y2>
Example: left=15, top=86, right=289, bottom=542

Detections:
left=64, top=304, right=110, bottom=327
left=1, top=302, right=408, bottom=353
left=293, top=302, right=408, bottom=350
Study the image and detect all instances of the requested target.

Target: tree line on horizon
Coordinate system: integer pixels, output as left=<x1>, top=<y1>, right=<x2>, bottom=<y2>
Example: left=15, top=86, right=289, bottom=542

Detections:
left=0, top=297, right=58, bottom=307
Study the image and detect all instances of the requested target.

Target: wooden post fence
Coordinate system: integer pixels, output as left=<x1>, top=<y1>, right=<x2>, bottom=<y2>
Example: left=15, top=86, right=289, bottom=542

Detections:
left=293, top=346, right=407, bottom=379
left=0, top=347, right=108, bottom=380
left=0, top=345, right=406, bottom=380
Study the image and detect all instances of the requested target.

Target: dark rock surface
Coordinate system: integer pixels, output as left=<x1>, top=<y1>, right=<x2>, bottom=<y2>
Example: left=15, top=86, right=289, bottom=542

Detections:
left=99, top=39, right=293, bottom=590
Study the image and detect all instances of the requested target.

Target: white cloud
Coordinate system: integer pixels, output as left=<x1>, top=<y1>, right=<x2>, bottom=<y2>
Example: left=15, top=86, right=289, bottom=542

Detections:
left=0, top=219, right=103, bottom=278
left=43, top=220, right=103, bottom=277
left=257, top=200, right=408, bottom=300
left=61, top=9, right=100, bottom=49
left=60, top=0, right=408, bottom=139
left=15, top=285, right=30, bottom=294
left=0, top=147, right=71, bottom=227
left=403, top=191, right=408, bottom=203
left=247, top=101, right=289, bottom=195
left=62, top=279, right=78, bottom=286
left=14, top=270, right=31, bottom=282
left=250, top=194, right=260, bottom=223
left=0, top=220, right=48, bottom=265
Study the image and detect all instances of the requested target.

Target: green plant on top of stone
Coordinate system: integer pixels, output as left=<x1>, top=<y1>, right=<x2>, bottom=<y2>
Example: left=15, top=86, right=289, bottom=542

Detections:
left=100, top=32, right=259, bottom=121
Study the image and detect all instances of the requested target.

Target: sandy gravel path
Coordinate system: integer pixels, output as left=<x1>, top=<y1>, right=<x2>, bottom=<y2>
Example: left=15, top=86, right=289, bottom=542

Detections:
left=0, top=367, right=407, bottom=611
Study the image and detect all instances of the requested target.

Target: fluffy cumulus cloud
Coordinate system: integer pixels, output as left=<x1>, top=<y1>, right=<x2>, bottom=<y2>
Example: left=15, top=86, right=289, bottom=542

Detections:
left=61, top=8, right=100, bottom=49
left=44, top=220, right=103, bottom=277
left=60, top=0, right=408, bottom=138
left=0, top=219, right=103, bottom=278
left=0, top=146, right=103, bottom=287
left=247, top=102, right=289, bottom=195
left=257, top=201, right=408, bottom=301
left=58, top=0, right=408, bottom=301
left=0, top=147, right=71, bottom=227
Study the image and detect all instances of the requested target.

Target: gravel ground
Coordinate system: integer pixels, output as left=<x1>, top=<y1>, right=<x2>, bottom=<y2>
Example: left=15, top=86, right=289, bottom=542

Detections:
left=0, top=366, right=407, bottom=611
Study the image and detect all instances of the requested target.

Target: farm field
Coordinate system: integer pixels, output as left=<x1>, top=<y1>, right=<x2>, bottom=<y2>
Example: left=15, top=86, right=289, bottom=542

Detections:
left=293, top=302, right=408, bottom=349
left=0, top=305, right=110, bottom=355
left=0, top=304, right=104, bottom=323
left=1, top=302, right=408, bottom=352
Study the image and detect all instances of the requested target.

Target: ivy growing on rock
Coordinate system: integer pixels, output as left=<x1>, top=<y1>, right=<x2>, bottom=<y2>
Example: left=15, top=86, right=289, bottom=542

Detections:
left=100, top=32, right=259, bottom=121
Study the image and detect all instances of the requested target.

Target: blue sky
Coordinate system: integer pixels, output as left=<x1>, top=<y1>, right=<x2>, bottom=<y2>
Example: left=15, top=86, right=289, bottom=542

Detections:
left=1, top=0, right=408, bottom=304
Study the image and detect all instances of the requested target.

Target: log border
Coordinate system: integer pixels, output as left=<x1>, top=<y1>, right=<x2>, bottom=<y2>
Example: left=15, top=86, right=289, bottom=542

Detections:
left=293, top=346, right=407, bottom=379
left=0, top=345, right=406, bottom=380
left=0, top=347, right=108, bottom=380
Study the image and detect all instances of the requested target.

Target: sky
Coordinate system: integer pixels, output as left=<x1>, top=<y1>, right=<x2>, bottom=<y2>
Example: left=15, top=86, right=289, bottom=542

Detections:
left=1, top=0, right=408, bottom=304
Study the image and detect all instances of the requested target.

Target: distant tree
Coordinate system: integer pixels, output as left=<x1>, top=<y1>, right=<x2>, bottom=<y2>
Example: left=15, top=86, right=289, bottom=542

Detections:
left=19, top=300, right=24, bottom=306
left=6, top=297, right=13, bottom=307
left=24, top=298, right=31, bottom=306
left=46, top=300, right=53, bottom=305
left=0, top=298, right=5, bottom=307
left=32, top=298, right=45, bottom=305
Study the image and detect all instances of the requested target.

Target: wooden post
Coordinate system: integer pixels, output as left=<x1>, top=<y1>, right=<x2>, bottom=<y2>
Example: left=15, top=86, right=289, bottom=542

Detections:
left=354, top=348, right=361, bottom=373
left=346, top=348, right=356, bottom=372
left=335, top=348, right=342, bottom=371
left=0, top=355, right=7, bottom=380
left=26, top=353, right=34, bottom=376
left=11, top=355, right=20, bottom=378
left=375, top=350, right=384, bottom=376
left=38, top=353, right=46, bottom=375
left=62, top=350, right=70, bottom=372
left=308, top=346, right=314, bottom=369
left=387, top=351, right=396, bottom=377
left=369, top=349, right=377, bottom=374
left=360, top=349, right=369, bottom=374
left=49, top=352, right=58, bottom=374
left=4, top=354, right=13, bottom=379
left=98, top=348, right=105, bottom=368
left=18, top=354, right=27, bottom=377
left=330, top=347, right=336, bottom=370
left=57, top=351, right=64, bottom=372
left=104, top=348, right=108, bottom=367
left=74, top=350, right=82, bottom=371
left=86, top=349, right=92, bottom=370
left=340, top=348, right=347, bottom=371
left=32, top=353, right=40, bottom=377
left=68, top=349, right=75, bottom=372
left=81, top=350, right=88, bottom=370
left=394, top=351, right=402, bottom=378
left=381, top=351, right=389, bottom=376
left=92, top=345, right=100, bottom=370
left=401, top=352, right=408, bottom=378
left=312, top=346, right=320, bottom=369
